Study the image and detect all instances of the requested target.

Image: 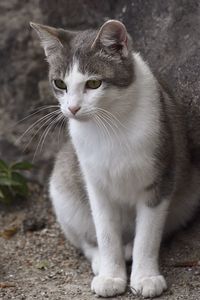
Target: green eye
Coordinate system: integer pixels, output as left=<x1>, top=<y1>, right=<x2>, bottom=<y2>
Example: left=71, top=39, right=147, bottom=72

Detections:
left=86, top=80, right=102, bottom=89
left=54, top=79, right=67, bottom=90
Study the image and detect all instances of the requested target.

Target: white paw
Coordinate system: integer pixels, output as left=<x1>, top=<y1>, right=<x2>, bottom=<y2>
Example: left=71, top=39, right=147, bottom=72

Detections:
left=91, top=275, right=126, bottom=297
left=131, top=275, right=167, bottom=298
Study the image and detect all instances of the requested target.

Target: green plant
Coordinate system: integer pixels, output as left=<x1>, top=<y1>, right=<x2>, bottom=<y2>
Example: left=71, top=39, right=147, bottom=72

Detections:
left=0, top=160, right=33, bottom=204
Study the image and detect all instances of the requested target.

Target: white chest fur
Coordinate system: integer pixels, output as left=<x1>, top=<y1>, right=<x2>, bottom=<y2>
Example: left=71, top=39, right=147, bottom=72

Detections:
left=70, top=117, right=157, bottom=205
left=69, top=53, right=160, bottom=205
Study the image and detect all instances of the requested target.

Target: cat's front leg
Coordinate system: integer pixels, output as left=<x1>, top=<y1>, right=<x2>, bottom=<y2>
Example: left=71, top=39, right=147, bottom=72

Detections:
left=131, top=199, right=169, bottom=298
left=87, top=183, right=127, bottom=297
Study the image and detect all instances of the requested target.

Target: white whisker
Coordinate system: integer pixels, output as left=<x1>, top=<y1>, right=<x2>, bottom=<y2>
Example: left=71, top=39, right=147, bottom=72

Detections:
left=22, top=113, right=59, bottom=152
left=94, top=114, right=110, bottom=146
left=93, top=107, right=132, bottom=155
left=39, top=114, right=64, bottom=153
left=97, top=112, right=121, bottom=149
left=96, top=107, right=129, bottom=130
left=10, top=105, right=60, bottom=130
left=16, top=109, right=60, bottom=144
left=33, top=113, right=63, bottom=161
left=57, top=117, right=67, bottom=146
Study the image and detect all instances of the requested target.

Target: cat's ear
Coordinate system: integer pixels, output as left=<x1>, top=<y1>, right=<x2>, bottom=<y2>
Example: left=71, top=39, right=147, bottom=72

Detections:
left=92, top=20, right=130, bottom=57
left=30, top=22, right=63, bottom=58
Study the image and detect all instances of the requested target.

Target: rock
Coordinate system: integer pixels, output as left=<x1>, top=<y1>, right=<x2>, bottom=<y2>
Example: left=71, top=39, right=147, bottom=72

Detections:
left=22, top=217, right=46, bottom=232
left=0, top=0, right=199, bottom=182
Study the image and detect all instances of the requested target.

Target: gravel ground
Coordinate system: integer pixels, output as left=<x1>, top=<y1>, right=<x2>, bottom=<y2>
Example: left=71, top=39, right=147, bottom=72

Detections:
left=0, top=183, right=200, bottom=300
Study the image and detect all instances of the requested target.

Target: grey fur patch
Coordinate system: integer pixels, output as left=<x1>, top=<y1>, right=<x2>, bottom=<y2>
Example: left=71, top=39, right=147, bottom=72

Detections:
left=71, top=30, right=134, bottom=87
left=144, top=87, right=174, bottom=207
left=33, top=24, right=135, bottom=88
left=146, top=84, right=191, bottom=208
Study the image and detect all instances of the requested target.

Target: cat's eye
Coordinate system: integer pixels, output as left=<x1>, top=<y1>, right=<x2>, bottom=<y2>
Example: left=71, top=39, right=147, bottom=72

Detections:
left=53, top=79, right=67, bottom=90
left=86, top=80, right=102, bottom=89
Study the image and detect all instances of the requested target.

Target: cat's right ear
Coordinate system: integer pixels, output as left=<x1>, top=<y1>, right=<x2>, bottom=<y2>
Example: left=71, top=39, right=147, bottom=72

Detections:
left=30, top=22, right=63, bottom=59
left=91, top=20, right=131, bottom=58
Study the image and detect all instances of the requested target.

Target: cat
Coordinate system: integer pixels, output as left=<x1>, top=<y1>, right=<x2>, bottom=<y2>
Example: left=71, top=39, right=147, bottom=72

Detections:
left=30, top=20, right=200, bottom=298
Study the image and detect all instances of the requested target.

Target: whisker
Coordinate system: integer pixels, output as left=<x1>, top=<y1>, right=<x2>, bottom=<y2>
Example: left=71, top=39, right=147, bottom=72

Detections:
left=94, top=115, right=110, bottom=146
left=94, top=107, right=132, bottom=155
left=22, top=113, right=60, bottom=152
left=9, top=105, right=60, bottom=130
left=16, top=109, right=60, bottom=144
left=96, top=107, right=129, bottom=130
left=97, top=112, right=117, bottom=135
left=33, top=113, right=62, bottom=161
left=97, top=111, right=119, bottom=129
left=97, top=112, right=124, bottom=151
left=57, top=116, right=67, bottom=146
left=95, top=114, right=114, bottom=148
left=39, top=114, right=64, bottom=154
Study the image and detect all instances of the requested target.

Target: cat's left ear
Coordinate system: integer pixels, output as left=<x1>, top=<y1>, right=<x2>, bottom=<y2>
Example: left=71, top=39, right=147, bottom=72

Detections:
left=30, top=22, right=63, bottom=59
left=92, top=20, right=131, bottom=57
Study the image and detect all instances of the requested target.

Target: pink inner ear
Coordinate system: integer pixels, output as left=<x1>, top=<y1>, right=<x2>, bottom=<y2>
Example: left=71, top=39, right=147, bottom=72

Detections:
left=119, top=29, right=128, bottom=46
left=123, top=35, right=128, bottom=48
left=101, top=22, right=129, bottom=56
left=91, top=20, right=129, bottom=56
left=105, top=22, right=127, bottom=44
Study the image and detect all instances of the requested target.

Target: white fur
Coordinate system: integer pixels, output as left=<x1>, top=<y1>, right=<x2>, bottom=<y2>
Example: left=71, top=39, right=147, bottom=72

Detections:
left=50, top=52, right=200, bottom=298
left=58, top=60, right=105, bottom=118
left=69, top=53, right=160, bottom=198
left=66, top=53, right=165, bottom=297
left=131, top=200, right=168, bottom=297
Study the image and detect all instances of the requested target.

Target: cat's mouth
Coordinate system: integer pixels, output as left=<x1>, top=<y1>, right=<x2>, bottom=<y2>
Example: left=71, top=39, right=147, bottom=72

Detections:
left=65, top=112, right=93, bottom=122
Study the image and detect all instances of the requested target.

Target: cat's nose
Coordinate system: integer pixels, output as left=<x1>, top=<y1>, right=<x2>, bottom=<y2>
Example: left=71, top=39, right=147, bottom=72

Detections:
left=68, top=106, right=81, bottom=115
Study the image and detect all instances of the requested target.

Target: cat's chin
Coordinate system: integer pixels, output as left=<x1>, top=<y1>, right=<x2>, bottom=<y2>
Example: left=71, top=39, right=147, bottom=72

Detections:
left=67, top=114, right=92, bottom=122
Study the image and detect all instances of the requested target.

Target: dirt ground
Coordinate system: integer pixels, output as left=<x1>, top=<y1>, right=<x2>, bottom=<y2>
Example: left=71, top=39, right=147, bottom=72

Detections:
left=0, top=183, right=200, bottom=300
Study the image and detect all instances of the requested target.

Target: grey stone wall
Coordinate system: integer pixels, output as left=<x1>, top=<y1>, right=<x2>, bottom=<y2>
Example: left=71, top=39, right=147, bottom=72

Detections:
left=0, top=0, right=200, bottom=183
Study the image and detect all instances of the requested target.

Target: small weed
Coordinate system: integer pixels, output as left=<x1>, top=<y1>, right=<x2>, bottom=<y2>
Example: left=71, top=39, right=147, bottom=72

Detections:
left=0, top=159, right=33, bottom=204
left=36, top=260, right=49, bottom=270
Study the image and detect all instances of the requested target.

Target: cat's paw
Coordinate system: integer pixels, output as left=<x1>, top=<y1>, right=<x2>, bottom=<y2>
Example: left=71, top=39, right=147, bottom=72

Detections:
left=131, top=275, right=167, bottom=298
left=91, top=275, right=126, bottom=297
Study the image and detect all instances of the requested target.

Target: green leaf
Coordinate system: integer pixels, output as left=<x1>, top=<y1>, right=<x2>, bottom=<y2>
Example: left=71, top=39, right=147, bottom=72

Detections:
left=0, top=177, right=11, bottom=186
left=0, top=186, right=12, bottom=204
left=0, top=176, right=20, bottom=186
left=15, top=185, right=28, bottom=196
left=11, top=161, right=33, bottom=171
left=12, top=172, right=26, bottom=184
left=12, top=172, right=28, bottom=196
left=0, top=189, right=4, bottom=199
left=0, top=161, right=31, bottom=203
left=0, top=160, right=8, bottom=172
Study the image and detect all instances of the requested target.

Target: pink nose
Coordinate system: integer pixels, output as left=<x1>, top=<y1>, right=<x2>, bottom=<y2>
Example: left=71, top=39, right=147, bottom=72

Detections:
left=68, top=106, right=81, bottom=115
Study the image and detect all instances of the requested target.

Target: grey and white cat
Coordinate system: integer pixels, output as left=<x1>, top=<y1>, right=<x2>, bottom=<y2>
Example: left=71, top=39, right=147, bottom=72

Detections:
left=31, top=20, right=200, bottom=298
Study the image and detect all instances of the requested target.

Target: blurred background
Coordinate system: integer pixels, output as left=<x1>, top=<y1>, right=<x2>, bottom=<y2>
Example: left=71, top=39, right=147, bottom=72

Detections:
left=1, top=0, right=200, bottom=184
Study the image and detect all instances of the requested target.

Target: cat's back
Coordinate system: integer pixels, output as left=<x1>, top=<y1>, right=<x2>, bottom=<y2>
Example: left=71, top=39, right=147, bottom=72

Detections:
left=160, top=80, right=200, bottom=168
left=183, top=96, right=200, bottom=167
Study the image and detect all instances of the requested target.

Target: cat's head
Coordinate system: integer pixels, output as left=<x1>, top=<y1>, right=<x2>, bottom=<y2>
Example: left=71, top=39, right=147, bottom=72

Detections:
left=31, top=20, right=134, bottom=121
